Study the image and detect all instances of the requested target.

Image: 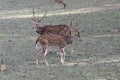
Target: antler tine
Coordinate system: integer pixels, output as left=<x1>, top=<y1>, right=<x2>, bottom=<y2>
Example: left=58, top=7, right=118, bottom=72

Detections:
left=38, top=10, right=47, bottom=23
left=70, top=16, right=74, bottom=27
left=32, top=6, right=36, bottom=21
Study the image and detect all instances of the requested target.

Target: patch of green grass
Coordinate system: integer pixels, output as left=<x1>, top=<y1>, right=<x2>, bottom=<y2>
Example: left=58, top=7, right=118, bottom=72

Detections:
left=0, top=0, right=120, bottom=80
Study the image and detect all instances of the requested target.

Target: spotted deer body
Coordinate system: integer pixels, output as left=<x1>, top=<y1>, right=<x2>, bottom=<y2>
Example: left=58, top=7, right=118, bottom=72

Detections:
left=32, top=6, right=71, bottom=36
left=35, top=34, right=68, bottom=65
left=34, top=25, right=71, bottom=37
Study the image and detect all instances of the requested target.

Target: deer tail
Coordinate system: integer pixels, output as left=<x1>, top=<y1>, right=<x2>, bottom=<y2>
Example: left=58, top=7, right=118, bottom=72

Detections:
left=35, top=39, right=39, bottom=49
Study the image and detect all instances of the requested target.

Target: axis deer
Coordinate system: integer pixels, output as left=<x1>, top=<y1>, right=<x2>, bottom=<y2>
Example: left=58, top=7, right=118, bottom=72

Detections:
left=35, top=34, right=69, bottom=65
left=32, top=6, right=81, bottom=53
left=50, top=0, right=66, bottom=9
left=32, top=6, right=71, bottom=37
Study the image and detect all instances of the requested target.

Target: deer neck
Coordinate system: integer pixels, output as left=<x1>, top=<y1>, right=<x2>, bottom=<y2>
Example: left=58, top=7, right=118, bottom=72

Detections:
left=35, top=26, right=43, bottom=34
left=63, top=36, right=73, bottom=44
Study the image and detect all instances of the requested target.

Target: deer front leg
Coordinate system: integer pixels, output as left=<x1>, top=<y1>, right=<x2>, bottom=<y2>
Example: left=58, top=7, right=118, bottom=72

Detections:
left=60, top=48, right=66, bottom=65
left=43, top=45, right=49, bottom=65
left=44, top=56, right=49, bottom=65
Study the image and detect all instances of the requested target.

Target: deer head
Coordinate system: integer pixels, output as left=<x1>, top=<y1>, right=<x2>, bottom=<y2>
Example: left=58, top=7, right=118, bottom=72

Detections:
left=32, top=6, right=47, bottom=31
left=73, top=20, right=81, bottom=41
left=73, top=28, right=81, bottom=41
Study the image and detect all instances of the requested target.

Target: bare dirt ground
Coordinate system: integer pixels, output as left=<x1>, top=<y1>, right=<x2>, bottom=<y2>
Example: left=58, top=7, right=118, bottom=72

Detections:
left=0, top=0, right=120, bottom=80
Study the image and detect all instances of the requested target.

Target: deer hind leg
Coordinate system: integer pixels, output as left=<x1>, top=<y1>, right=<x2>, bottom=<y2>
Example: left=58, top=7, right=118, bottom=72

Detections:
left=36, top=42, right=43, bottom=65
left=36, top=49, right=42, bottom=65
left=60, top=47, right=66, bottom=65
left=36, top=45, right=49, bottom=65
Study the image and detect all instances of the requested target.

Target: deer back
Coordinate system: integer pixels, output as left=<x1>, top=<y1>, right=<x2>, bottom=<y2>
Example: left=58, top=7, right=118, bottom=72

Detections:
left=41, top=25, right=71, bottom=37
left=36, top=34, right=67, bottom=48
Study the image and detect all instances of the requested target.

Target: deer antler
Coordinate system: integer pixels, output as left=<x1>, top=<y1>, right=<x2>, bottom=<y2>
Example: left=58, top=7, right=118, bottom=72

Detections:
left=70, top=16, right=74, bottom=28
left=32, top=5, right=47, bottom=23
left=38, top=10, right=47, bottom=23
left=32, top=6, right=36, bottom=21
